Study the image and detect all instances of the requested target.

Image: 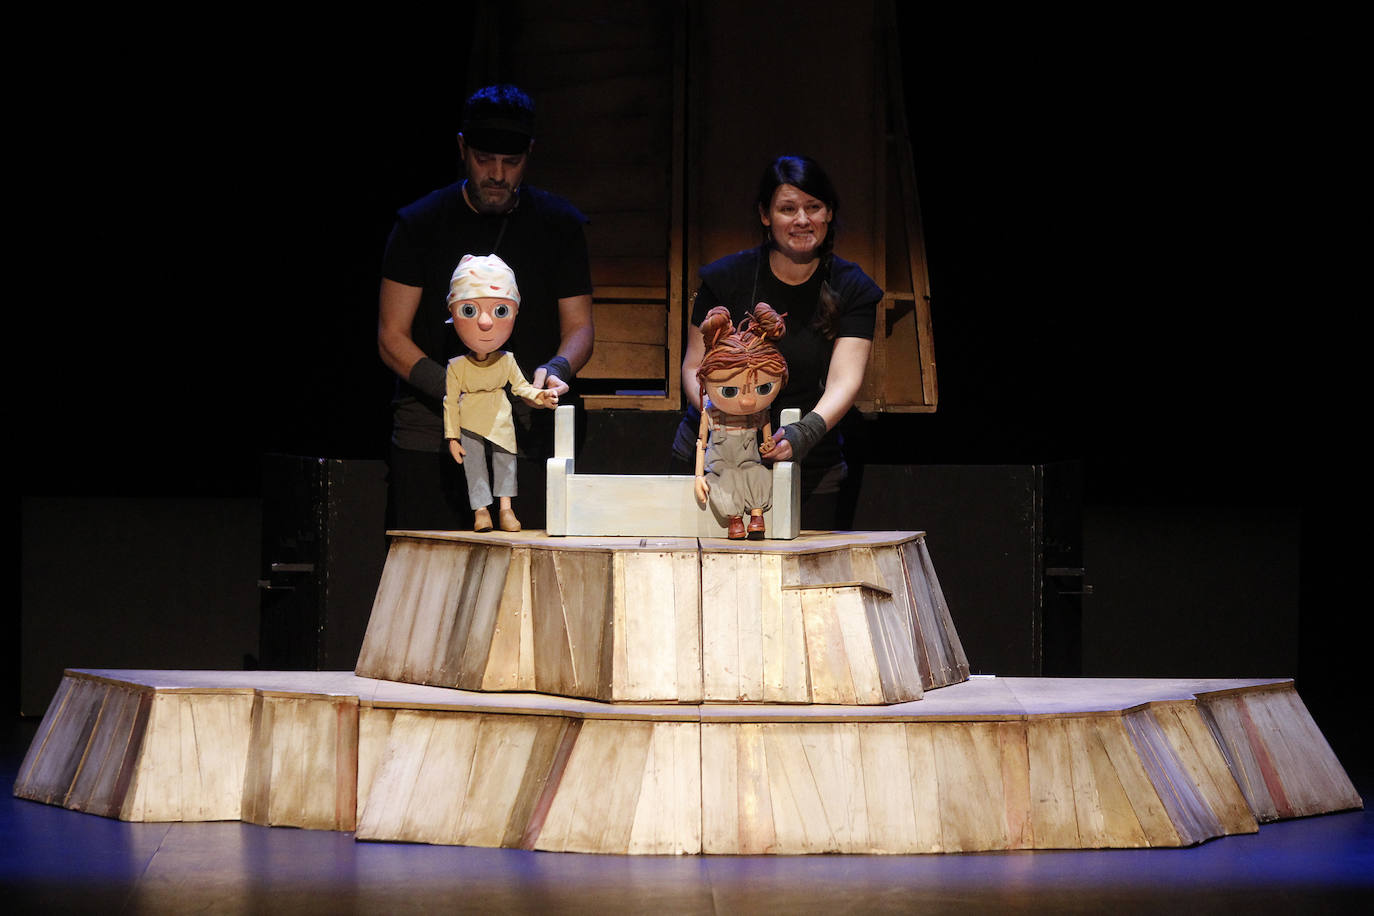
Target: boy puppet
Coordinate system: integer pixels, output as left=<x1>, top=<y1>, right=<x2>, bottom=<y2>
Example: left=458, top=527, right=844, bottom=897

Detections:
left=443, top=254, right=557, bottom=532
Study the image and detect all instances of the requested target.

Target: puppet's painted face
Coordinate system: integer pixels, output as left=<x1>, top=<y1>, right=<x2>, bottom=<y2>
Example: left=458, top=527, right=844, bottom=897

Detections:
left=704, top=368, right=784, bottom=416
left=450, top=296, right=518, bottom=358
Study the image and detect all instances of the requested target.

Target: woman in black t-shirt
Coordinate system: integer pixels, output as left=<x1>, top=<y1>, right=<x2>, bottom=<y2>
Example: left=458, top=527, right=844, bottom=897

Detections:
left=671, top=155, right=882, bottom=530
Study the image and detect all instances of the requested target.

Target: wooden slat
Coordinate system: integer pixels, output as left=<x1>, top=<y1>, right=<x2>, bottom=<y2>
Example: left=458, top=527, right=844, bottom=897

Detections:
left=580, top=340, right=665, bottom=380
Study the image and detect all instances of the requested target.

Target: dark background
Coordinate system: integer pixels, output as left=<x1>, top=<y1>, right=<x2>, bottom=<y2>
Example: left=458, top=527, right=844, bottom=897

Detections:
left=11, top=10, right=1354, bottom=755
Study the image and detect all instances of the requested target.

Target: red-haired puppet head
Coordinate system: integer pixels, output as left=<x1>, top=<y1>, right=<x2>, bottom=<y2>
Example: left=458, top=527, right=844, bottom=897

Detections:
left=697, top=303, right=788, bottom=417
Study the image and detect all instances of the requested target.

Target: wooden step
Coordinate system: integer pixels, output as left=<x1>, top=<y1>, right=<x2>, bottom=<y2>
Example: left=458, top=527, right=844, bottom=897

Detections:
left=353, top=530, right=968, bottom=704
left=15, top=671, right=1362, bottom=853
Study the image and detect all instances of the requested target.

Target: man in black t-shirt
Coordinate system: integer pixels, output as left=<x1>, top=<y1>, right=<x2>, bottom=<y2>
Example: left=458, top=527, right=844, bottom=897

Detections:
left=378, top=84, right=594, bottom=530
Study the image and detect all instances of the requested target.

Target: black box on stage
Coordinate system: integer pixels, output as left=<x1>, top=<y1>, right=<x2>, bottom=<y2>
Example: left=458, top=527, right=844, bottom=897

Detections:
left=852, top=462, right=1084, bottom=677
left=258, top=456, right=389, bottom=671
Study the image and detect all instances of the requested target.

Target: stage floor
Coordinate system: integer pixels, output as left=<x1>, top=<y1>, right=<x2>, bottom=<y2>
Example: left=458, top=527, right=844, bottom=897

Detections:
left=4, top=714, right=1372, bottom=914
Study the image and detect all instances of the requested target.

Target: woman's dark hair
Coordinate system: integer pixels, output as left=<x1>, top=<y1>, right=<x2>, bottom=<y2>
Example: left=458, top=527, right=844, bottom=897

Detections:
left=755, top=155, right=843, bottom=339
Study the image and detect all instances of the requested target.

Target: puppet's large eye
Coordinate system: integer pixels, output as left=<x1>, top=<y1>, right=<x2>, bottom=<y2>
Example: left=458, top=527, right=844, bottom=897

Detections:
left=755, top=382, right=774, bottom=396
left=494, top=304, right=512, bottom=318
left=717, top=386, right=740, bottom=399
left=459, top=303, right=478, bottom=318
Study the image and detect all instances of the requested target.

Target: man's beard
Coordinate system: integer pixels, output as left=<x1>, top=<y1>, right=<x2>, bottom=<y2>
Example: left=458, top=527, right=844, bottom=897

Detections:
left=469, top=180, right=518, bottom=214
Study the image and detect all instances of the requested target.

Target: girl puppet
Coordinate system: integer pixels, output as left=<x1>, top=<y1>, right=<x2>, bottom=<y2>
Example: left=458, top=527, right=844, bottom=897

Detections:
left=694, top=303, right=789, bottom=539
left=443, top=253, right=557, bottom=532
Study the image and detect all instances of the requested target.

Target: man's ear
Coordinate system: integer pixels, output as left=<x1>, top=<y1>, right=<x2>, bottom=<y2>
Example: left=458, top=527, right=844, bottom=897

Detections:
left=457, top=133, right=467, bottom=157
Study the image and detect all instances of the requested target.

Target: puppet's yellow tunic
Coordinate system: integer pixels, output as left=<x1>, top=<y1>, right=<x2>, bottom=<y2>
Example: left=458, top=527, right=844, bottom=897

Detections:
left=443, top=351, right=541, bottom=452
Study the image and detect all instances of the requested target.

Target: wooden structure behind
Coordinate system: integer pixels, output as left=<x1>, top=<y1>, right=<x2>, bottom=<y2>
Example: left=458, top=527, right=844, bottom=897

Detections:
left=470, top=0, right=687, bottom=410
left=688, top=0, right=936, bottom=413
left=16, top=670, right=1360, bottom=853
left=352, top=529, right=968, bottom=705
left=468, top=0, right=935, bottom=411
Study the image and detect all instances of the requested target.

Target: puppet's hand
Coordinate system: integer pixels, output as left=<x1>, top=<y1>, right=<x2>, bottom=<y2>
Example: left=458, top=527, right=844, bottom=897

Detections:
left=449, top=439, right=466, bottom=465
left=767, top=429, right=793, bottom=462
left=535, top=389, right=558, bottom=409
left=759, top=435, right=775, bottom=456
left=694, top=475, right=710, bottom=505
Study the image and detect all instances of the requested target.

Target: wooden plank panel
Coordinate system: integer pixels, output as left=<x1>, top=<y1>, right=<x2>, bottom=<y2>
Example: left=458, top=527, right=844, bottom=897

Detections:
left=1064, top=715, right=1150, bottom=848
left=190, top=694, right=252, bottom=822
left=504, top=718, right=574, bottom=849
left=482, top=547, right=533, bottom=692
left=1198, top=694, right=1276, bottom=820
left=858, top=723, right=917, bottom=853
left=933, top=722, right=1008, bottom=852
left=399, top=713, right=482, bottom=845
left=798, top=548, right=852, bottom=588
left=622, top=553, right=675, bottom=700
left=763, top=724, right=838, bottom=853
left=736, top=724, right=777, bottom=854
left=530, top=549, right=575, bottom=696
left=265, top=696, right=301, bottom=826
left=700, top=553, right=738, bottom=700
left=734, top=554, right=765, bottom=702
left=355, top=710, right=438, bottom=840
left=1154, top=703, right=1255, bottom=836
left=1122, top=707, right=1219, bottom=846
left=63, top=684, right=126, bottom=813
left=354, top=539, right=419, bottom=677
left=833, top=589, right=884, bottom=704
left=876, top=544, right=931, bottom=688
left=536, top=719, right=654, bottom=853
left=583, top=340, right=665, bottom=380
left=71, top=684, right=145, bottom=818
left=801, top=589, right=857, bottom=705
left=455, top=546, right=514, bottom=688
left=1089, top=717, right=1171, bottom=847
left=557, top=550, right=614, bottom=699
left=799, top=723, right=868, bottom=853
left=407, top=543, right=467, bottom=685
left=240, top=693, right=271, bottom=826
left=1065, top=716, right=1110, bottom=847
left=628, top=722, right=702, bottom=854
left=902, top=540, right=946, bottom=689
left=1241, top=688, right=1362, bottom=818
left=611, top=552, right=632, bottom=699
left=673, top=550, right=703, bottom=703
left=355, top=706, right=395, bottom=822
left=700, top=723, right=740, bottom=854
left=127, top=694, right=185, bottom=821
left=455, top=716, right=547, bottom=847
left=997, top=722, right=1033, bottom=849
left=591, top=302, right=668, bottom=345
left=917, top=537, right=970, bottom=680
left=14, top=675, right=78, bottom=800
left=22, top=677, right=102, bottom=806
left=1027, top=718, right=1079, bottom=849
left=903, top=724, right=944, bottom=852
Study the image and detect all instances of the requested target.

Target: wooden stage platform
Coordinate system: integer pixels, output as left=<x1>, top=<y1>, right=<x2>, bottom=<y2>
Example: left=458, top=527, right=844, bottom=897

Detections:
left=15, top=668, right=1361, bottom=854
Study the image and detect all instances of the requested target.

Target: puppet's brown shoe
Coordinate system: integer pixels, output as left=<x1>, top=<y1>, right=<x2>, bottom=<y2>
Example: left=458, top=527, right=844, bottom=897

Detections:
left=499, top=508, right=522, bottom=532
left=727, top=515, right=746, bottom=539
left=473, top=507, right=494, bottom=532
left=747, top=514, right=766, bottom=539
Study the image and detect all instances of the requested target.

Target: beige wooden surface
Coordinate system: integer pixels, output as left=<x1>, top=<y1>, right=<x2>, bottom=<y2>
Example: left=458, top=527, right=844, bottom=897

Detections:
left=358, top=530, right=954, bottom=703
left=17, top=670, right=1361, bottom=855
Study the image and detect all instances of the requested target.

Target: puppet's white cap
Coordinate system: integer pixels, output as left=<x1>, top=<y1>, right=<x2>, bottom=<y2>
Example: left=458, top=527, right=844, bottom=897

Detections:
left=447, top=253, right=521, bottom=306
